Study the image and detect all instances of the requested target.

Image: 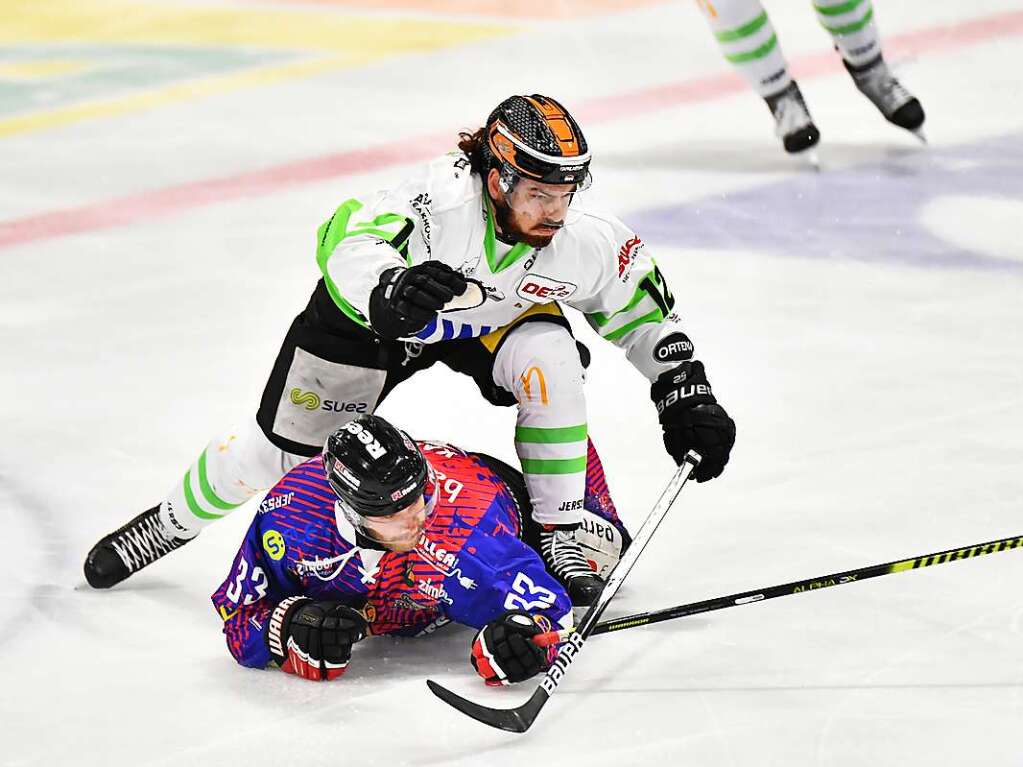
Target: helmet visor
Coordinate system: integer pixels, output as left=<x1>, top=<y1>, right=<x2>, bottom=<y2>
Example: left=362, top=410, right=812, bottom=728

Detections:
left=501, top=170, right=587, bottom=219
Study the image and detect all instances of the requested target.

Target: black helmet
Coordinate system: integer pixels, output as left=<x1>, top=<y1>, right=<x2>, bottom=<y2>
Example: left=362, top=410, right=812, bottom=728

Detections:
left=485, top=94, right=591, bottom=189
left=323, top=415, right=430, bottom=526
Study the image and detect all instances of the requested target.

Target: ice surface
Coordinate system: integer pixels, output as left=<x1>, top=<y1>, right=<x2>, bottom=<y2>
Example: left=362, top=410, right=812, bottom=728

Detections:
left=2, top=1, right=1021, bottom=764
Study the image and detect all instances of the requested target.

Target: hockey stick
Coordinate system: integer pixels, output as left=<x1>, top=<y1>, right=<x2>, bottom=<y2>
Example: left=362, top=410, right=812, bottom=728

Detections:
left=426, top=451, right=702, bottom=733
left=530, top=532, right=1023, bottom=645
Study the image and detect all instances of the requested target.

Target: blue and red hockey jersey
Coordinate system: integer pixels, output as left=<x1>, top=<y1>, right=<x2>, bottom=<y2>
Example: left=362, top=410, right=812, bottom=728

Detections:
left=212, top=441, right=599, bottom=669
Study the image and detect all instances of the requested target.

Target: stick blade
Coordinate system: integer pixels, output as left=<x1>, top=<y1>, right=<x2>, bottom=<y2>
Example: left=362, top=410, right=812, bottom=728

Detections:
left=426, top=679, right=547, bottom=733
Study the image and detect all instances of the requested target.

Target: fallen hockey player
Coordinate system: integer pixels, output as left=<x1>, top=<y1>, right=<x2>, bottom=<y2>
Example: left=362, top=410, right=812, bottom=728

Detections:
left=212, top=414, right=631, bottom=685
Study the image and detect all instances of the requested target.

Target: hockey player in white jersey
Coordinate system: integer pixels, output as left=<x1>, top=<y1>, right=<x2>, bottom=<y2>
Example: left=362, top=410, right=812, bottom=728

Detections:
left=84, top=94, right=736, bottom=604
left=695, top=0, right=926, bottom=153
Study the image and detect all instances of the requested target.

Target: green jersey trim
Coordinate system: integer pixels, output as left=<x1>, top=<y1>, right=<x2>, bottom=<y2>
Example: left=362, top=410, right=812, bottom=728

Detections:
left=587, top=264, right=674, bottom=342
left=483, top=197, right=534, bottom=273
left=315, top=198, right=415, bottom=330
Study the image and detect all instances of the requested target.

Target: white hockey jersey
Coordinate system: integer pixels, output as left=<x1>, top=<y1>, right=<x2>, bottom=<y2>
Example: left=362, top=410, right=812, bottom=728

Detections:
left=316, top=152, right=698, bottom=382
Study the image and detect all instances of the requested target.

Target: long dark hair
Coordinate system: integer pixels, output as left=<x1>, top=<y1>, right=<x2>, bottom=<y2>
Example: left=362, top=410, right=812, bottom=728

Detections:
left=457, top=127, right=489, bottom=176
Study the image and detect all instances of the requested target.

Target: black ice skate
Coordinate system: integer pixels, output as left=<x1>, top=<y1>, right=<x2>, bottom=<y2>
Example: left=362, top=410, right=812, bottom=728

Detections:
left=845, top=54, right=926, bottom=140
left=539, top=524, right=604, bottom=606
left=764, top=81, right=821, bottom=155
left=84, top=505, right=193, bottom=589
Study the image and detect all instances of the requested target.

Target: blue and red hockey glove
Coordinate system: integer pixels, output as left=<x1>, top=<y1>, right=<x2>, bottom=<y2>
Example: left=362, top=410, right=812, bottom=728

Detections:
left=266, top=596, right=368, bottom=681
left=470, top=611, right=558, bottom=686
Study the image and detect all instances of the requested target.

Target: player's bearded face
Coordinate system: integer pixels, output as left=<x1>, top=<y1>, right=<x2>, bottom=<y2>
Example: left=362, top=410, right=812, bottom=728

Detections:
left=363, top=495, right=430, bottom=552
left=491, top=176, right=575, bottom=248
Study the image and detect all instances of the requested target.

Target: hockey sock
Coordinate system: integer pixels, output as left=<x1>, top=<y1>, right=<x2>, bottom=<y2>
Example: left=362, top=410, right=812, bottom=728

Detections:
left=160, top=419, right=305, bottom=538
left=812, top=0, right=881, bottom=68
left=495, top=324, right=589, bottom=527
left=697, top=0, right=792, bottom=98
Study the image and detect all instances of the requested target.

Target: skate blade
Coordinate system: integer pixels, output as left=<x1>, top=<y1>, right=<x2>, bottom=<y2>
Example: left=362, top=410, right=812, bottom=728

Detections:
left=800, top=149, right=821, bottom=171
left=911, top=127, right=928, bottom=144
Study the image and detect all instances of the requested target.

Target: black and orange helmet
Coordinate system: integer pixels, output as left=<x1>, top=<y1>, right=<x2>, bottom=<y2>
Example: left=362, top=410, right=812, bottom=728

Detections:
left=485, top=94, right=591, bottom=189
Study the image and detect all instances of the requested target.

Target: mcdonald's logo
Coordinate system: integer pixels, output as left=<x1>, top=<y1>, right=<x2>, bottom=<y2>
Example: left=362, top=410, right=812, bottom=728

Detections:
left=519, top=366, right=549, bottom=405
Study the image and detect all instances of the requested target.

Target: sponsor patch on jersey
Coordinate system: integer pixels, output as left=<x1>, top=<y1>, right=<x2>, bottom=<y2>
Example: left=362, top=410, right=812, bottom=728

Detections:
left=410, top=192, right=432, bottom=257
left=617, top=235, right=644, bottom=280
left=259, top=492, right=294, bottom=515
left=653, top=333, right=695, bottom=363
left=262, top=530, right=286, bottom=561
left=273, top=350, right=386, bottom=448
left=516, top=274, right=578, bottom=302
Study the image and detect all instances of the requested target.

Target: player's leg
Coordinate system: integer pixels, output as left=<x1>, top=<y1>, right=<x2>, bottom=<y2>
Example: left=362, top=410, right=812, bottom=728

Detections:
left=696, top=0, right=819, bottom=153
left=487, top=321, right=607, bottom=605
left=477, top=441, right=633, bottom=586
left=84, top=288, right=422, bottom=588
left=812, top=0, right=925, bottom=134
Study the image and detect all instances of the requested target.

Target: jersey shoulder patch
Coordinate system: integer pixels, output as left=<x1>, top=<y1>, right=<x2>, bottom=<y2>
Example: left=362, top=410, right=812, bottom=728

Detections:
left=422, top=153, right=481, bottom=214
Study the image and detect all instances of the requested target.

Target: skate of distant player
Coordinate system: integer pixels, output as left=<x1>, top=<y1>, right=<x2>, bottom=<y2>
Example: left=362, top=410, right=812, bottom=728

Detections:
left=695, top=0, right=926, bottom=155
left=85, top=94, right=736, bottom=605
left=213, top=415, right=632, bottom=686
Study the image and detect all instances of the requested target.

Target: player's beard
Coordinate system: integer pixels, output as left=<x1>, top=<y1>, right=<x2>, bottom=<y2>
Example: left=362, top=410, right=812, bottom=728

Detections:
left=492, top=197, right=561, bottom=249
left=363, top=522, right=423, bottom=553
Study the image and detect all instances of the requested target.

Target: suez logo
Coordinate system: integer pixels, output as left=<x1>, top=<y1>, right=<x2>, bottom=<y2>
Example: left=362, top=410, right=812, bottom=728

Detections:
left=516, top=274, right=578, bottom=302
left=653, top=333, right=695, bottom=363
left=289, top=388, right=368, bottom=414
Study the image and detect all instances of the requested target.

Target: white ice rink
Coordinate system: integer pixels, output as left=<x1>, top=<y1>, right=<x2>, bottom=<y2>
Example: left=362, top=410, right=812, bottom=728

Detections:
left=2, top=0, right=1022, bottom=764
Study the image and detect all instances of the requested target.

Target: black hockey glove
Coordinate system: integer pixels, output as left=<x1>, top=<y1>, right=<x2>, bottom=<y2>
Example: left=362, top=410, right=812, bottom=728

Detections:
left=266, top=596, right=368, bottom=682
left=651, top=361, right=736, bottom=482
left=470, top=611, right=555, bottom=686
left=368, top=261, right=468, bottom=339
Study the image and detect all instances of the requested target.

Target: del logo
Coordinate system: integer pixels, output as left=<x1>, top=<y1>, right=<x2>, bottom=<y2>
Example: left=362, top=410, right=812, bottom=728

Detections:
left=653, top=333, right=695, bottom=363
left=617, top=236, right=643, bottom=279
left=516, top=274, right=578, bottom=302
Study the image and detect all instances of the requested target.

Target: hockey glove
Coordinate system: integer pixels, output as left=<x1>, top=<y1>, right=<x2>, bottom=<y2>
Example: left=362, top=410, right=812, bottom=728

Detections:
left=266, top=596, right=368, bottom=681
left=368, top=261, right=468, bottom=339
left=651, top=361, right=736, bottom=482
left=470, top=611, right=555, bottom=686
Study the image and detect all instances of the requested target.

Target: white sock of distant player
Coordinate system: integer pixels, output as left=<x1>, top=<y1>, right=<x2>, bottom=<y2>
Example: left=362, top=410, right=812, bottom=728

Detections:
left=813, top=0, right=880, bottom=68
left=696, top=0, right=792, bottom=98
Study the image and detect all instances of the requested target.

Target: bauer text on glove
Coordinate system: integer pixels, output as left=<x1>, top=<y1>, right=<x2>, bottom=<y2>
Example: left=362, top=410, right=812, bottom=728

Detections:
left=651, top=361, right=736, bottom=482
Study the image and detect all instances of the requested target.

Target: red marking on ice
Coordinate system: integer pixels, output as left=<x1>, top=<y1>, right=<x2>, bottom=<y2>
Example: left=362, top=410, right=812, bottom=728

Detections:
left=2, top=8, right=1022, bottom=251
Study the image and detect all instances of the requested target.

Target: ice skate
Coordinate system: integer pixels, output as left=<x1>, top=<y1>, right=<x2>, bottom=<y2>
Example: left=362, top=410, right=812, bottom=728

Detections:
left=84, top=505, right=193, bottom=588
left=764, top=81, right=821, bottom=155
left=845, top=55, right=926, bottom=140
left=539, top=524, right=604, bottom=606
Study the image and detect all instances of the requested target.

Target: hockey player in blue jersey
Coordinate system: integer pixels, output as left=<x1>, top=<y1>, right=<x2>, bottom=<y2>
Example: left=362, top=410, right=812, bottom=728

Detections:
left=212, top=414, right=630, bottom=684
